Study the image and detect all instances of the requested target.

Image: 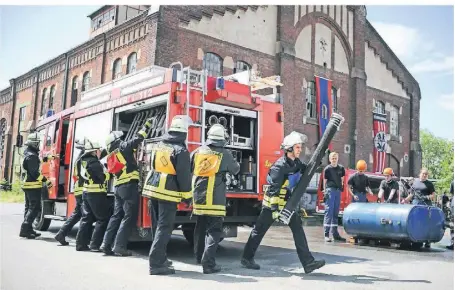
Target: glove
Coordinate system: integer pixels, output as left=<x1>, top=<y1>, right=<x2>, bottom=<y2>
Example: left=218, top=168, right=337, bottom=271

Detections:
left=144, top=118, right=154, bottom=128
left=182, top=198, right=192, bottom=207
left=272, top=211, right=280, bottom=220
left=45, top=180, right=53, bottom=189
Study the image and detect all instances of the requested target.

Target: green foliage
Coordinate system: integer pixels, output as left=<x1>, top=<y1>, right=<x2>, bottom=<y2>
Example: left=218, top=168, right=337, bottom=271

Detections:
left=420, top=129, right=454, bottom=194
left=0, top=181, right=24, bottom=203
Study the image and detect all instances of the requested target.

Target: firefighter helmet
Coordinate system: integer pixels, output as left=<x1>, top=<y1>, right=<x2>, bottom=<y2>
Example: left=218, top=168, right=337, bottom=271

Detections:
left=105, top=131, right=123, bottom=151
left=356, top=160, right=367, bottom=172
left=24, top=132, right=41, bottom=148
left=383, top=167, right=394, bottom=176
left=75, top=137, right=86, bottom=150
left=84, top=139, right=102, bottom=153
left=281, top=131, right=307, bottom=151
left=207, top=124, right=227, bottom=140
left=168, top=115, right=193, bottom=133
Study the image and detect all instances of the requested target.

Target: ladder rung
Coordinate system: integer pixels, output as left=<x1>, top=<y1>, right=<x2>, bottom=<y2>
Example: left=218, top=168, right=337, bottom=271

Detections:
left=188, top=105, right=203, bottom=109
left=189, top=123, right=202, bottom=127
left=187, top=141, right=203, bottom=145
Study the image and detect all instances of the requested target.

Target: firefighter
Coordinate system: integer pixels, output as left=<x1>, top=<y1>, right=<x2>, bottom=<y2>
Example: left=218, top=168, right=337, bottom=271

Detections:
left=322, top=152, right=346, bottom=242
left=378, top=168, right=399, bottom=204
left=191, top=124, right=240, bottom=274
left=347, top=160, right=373, bottom=202
left=241, top=131, right=325, bottom=274
left=54, top=138, right=86, bottom=246
left=75, top=139, right=112, bottom=252
left=100, top=117, right=155, bottom=256
left=142, top=115, right=192, bottom=275
left=19, top=132, right=53, bottom=239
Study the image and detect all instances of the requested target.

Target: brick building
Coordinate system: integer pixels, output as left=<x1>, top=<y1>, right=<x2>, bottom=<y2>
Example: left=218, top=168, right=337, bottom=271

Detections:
left=0, top=5, right=422, bottom=183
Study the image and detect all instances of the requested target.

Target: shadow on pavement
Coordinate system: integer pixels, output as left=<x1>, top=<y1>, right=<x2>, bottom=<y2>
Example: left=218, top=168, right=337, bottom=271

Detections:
left=303, top=273, right=431, bottom=284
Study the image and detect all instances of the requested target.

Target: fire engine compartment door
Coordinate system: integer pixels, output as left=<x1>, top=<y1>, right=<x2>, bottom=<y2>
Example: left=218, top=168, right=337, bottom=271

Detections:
left=69, top=110, right=113, bottom=194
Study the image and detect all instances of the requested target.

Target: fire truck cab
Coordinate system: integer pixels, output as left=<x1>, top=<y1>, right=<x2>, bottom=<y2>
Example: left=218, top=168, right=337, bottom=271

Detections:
left=29, top=62, right=285, bottom=243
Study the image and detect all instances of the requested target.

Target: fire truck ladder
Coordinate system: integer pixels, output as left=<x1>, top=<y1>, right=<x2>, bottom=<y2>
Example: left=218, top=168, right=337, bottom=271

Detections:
left=181, top=66, right=207, bottom=146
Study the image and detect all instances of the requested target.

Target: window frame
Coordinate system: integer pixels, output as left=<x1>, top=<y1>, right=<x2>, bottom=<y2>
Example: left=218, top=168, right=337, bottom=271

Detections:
left=375, top=100, right=385, bottom=114
left=49, top=85, right=55, bottom=110
left=390, top=105, right=399, bottom=136
left=203, top=52, right=223, bottom=77
left=126, top=52, right=137, bottom=74
left=113, top=58, right=122, bottom=80
left=82, top=71, right=91, bottom=92
left=234, top=61, right=251, bottom=74
left=41, top=88, right=47, bottom=116
left=306, top=81, right=317, bottom=119
left=331, top=86, right=338, bottom=112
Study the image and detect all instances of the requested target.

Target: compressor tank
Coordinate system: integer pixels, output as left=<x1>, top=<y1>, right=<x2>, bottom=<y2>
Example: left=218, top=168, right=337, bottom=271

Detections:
left=342, top=203, right=445, bottom=243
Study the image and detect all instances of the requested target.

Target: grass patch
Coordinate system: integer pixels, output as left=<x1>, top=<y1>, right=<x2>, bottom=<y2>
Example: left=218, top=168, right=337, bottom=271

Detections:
left=0, top=182, right=25, bottom=203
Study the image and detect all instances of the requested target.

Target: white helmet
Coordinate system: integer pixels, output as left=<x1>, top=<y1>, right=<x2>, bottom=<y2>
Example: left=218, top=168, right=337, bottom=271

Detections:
left=84, top=139, right=102, bottom=153
left=207, top=124, right=227, bottom=140
left=25, top=132, right=41, bottom=148
left=75, top=137, right=87, bottom=150
left=281, top=131, right=307, bottom=151
left=168, top=115, right=193, bottom=133
left=105, top=131, right=123, bottom=149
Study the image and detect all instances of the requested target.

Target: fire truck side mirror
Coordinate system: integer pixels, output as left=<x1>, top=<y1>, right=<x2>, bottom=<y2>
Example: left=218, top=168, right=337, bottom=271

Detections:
left=16, top=134, right=23, bottom=147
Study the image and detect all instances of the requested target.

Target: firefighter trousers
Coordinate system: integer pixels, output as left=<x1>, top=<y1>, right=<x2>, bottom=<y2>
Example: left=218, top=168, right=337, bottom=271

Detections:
left=242, top=208, right=314, bottom=266
left=194, top=215, right=208, bottom=262
left=149, top=199, right=177, bottom=269
left=197, top=215, right=224, bottom=268
left=76, top=193, right=111, bottom=250
left=323, top=188, right=341, bottom=237
left=57, top=195, right=83, bottom=237
left=103, top=182, right=139, bottom=252
left=20, top=188, right=42, bottom=234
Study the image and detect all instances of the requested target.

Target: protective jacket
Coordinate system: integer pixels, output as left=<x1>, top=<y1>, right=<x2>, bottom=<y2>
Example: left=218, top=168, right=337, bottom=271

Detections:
left=107, top=121, right=153, bottom=187
left=21, top=146, right=49, bottom=190
left=191, top=139, right=240, bottom=216
left=80, top=153, right=110, bottom=194
left=262, top=155, right=306, bottom=211
left=142, top=132, right=192, bottom=203
left=72, top=150, right=85, bottom=196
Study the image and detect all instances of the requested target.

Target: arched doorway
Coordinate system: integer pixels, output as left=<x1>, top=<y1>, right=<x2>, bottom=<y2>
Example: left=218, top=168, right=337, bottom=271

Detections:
left=387, top=153, right=400, bottom=177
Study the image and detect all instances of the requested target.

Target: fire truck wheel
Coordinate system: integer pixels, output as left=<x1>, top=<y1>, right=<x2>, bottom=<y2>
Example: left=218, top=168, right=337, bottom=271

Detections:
left=33, top=199, right=52, bottom=231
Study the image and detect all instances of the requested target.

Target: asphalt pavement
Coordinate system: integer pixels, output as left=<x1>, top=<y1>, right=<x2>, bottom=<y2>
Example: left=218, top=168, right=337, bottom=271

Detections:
left=1, top=202, right=453, bottom=290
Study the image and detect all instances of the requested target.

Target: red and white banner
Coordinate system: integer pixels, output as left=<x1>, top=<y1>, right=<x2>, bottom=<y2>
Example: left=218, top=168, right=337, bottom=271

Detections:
left=373, top=112, right=387, bottom=173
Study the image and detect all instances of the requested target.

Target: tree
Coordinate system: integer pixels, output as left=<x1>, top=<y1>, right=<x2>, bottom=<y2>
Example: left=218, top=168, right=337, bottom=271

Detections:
left=420, top=129, right=454, bottom=194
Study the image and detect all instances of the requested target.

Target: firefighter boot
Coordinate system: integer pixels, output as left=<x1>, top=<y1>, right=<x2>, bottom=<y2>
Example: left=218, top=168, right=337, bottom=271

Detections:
left=303, top=259, right=326, bottom=274
left=19, top=224, right=36, bottom=239
left=203, top=264, right=222, bottom=274
left=241, top=258, right=260, bottom=270
left=32, top=230, right=41, bottom=237
left=149, top=267, right=176, bottom=275
left=100, top=243, right=114, bottom=255
left=54, top=232, right=69, bottom=246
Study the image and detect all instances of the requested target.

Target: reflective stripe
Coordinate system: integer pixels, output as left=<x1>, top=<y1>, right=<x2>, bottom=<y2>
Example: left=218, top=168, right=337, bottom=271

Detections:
left=83, top=183, right=107, bottom=193
left=138, top=130, right=147, bottom=138
left=113, top=151, right=139, bottom=186
left=192, top=176, right=225, bottom=216
left=22, top=181, right=42, bottom=189
left=142, top=173, right=183, bottom=203
left=74, top=185, right=84, bottom=196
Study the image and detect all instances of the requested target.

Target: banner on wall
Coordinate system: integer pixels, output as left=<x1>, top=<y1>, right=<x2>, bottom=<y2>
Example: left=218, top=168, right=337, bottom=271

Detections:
left=314, top=76, right=333, bottom=150
left=373, top=112, right=388, bottom=173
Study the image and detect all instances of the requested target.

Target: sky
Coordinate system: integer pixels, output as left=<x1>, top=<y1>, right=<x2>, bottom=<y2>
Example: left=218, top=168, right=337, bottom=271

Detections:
left=0, top=5, right=453, bottom=140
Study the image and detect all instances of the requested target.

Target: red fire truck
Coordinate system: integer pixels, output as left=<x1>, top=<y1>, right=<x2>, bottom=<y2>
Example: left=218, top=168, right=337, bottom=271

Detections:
left=27, top=62, right=285, bottom=243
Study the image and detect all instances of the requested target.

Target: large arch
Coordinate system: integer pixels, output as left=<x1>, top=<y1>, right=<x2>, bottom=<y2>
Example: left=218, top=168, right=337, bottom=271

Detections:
left=293, top=11, right=353, bottom=71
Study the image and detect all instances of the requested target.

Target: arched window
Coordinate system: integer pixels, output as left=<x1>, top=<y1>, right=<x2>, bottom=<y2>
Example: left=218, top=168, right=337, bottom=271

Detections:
left=113, top=58, right=122, bottom=80
left=40, top=88, right=47, bottom=116
left=127, top=52, right=137, bottom=74
left=70, top=76, right=78, bottom=107
left=49, top=85, right=55, bottom=110
left=331, top=87, right=338, bottom=112
left=390, top=105, right=399, bottom=136
left=306, top=81, right=317, bottom=119
left=375, top=100, right=385, bottom=114
left=234, top=61, right=251, bottom=74
left=203, top=52, right=223, bottom=77
left=82, top=71, right=90, bottom=92
left=0, top=118, right=6, bottom=162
